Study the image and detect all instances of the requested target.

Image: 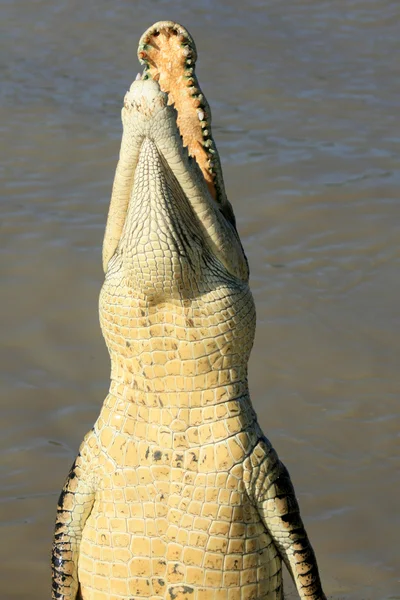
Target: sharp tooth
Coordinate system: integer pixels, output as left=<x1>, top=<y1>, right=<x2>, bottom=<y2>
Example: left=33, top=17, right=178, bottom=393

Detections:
left=197, top=110, right=205, bottom=121
left=183, top=46, right=191, bottom=57
left=135, top=72, right=142, bottom=81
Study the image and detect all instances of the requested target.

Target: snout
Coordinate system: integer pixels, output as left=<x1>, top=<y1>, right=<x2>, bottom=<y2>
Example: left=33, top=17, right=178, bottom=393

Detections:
left=123, top=77, right=168, bottom=118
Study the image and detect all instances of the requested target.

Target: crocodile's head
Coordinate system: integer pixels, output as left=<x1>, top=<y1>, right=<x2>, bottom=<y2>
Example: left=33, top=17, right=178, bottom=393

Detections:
left=102, top=21, right=249, bottom=300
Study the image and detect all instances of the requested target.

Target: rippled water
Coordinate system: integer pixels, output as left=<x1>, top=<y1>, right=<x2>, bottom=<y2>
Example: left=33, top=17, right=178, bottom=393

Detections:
left=1, top=1, right=399, bottom=599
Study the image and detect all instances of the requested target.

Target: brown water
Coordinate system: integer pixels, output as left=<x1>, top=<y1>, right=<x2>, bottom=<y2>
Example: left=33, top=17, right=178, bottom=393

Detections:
left=1, top=1, right=399, bottom=599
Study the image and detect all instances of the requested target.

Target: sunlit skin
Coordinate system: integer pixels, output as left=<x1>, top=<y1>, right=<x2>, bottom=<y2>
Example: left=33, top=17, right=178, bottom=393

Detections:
left=52, top=21, right=326, bottom=600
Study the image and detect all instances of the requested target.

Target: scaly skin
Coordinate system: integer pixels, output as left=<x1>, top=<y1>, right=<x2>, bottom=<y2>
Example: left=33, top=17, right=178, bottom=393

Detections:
left=52, top=21, right=327, bottom=600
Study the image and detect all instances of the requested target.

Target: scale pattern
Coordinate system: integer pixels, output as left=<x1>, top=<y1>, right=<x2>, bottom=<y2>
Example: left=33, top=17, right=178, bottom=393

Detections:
left=52, top=20, right=326, bottom=600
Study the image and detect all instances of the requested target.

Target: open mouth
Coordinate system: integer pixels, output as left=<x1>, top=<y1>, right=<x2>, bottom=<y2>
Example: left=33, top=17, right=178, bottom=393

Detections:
left=102, top=21, right=248, bottom=283
left=137, top=20, right=233, bottom=224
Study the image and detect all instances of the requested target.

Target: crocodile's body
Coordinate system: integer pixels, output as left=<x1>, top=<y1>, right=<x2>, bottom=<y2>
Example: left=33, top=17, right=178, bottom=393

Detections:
left=52, top=22, right=326, bottom=600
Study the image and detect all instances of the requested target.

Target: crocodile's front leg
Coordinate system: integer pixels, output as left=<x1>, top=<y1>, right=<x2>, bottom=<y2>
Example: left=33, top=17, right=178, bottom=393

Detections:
left=51, top=447, right=95, bottom=600
left=246, top=439, right=327, bottom=600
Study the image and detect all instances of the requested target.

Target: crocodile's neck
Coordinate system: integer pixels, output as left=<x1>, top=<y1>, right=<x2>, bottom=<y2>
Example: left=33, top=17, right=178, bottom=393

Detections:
left=107, top=380, right=250, bottom=408
left=95, top=381, right=259, bottom=452
left=100, top=290, right=254, bottom=410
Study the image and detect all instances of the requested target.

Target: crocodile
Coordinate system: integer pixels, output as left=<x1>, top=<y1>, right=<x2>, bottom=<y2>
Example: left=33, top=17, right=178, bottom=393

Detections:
left=52, top=21, right=327, bottom=600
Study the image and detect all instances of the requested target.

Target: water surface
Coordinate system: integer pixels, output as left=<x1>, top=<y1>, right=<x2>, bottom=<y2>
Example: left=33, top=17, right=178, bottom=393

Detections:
left=1, top=1, right=399, bottom=598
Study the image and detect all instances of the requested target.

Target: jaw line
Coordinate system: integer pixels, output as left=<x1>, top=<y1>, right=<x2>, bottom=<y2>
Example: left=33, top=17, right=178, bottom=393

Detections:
left=102, top=78, right=249, bottom=283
